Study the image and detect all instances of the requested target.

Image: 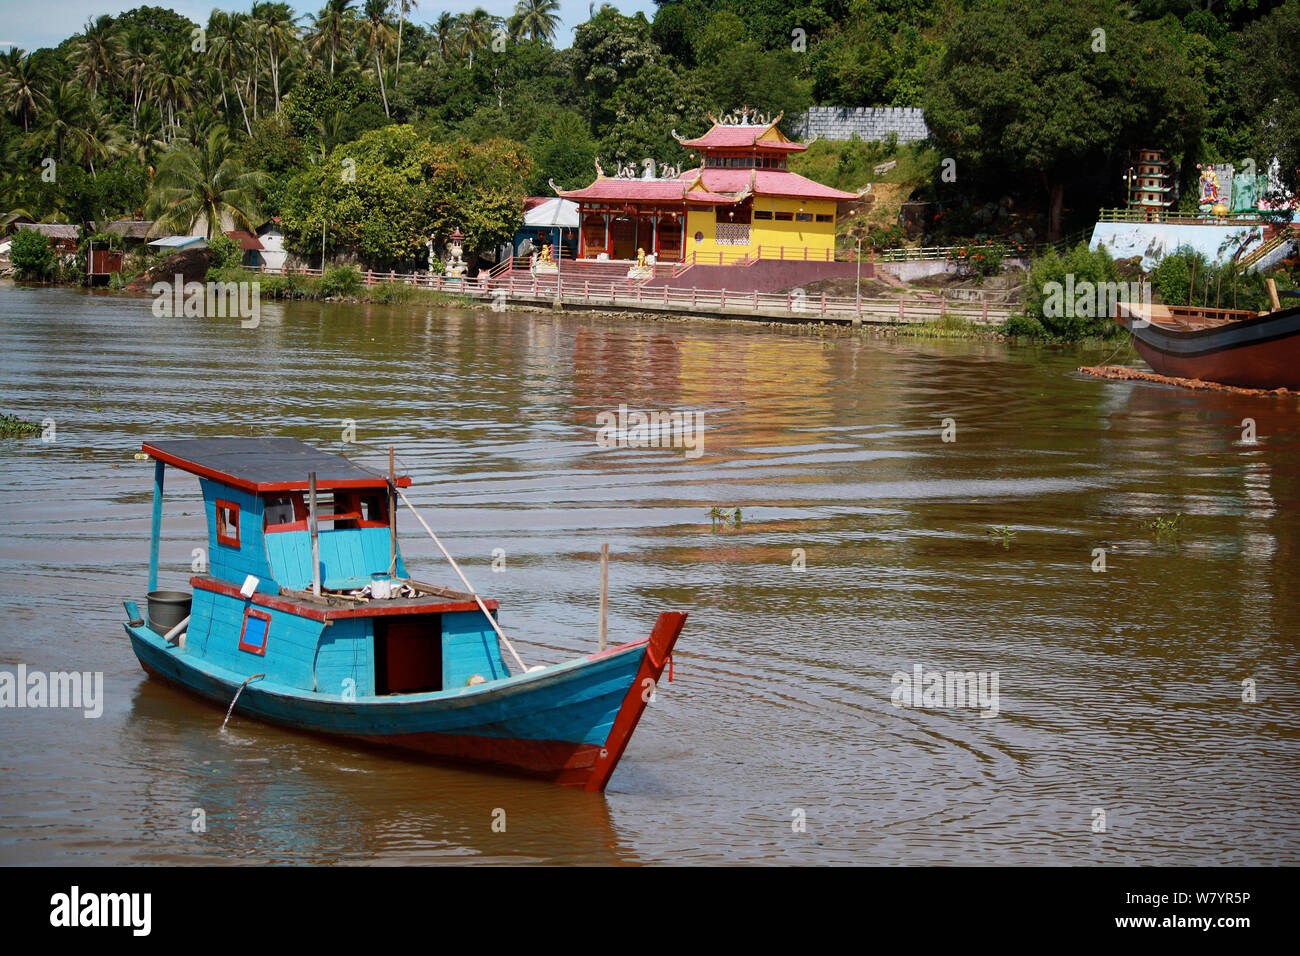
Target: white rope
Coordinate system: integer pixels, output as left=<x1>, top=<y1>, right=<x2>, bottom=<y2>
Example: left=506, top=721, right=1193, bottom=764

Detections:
left=394, top=486, right=527, bottom=673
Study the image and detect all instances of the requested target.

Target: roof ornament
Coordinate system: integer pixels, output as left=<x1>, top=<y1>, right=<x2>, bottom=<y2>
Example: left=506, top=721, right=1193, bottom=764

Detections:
left=548, top=177, right=561, bottom=195
left=594, top=157, right=605, bottom=178
left=641, top=158, right=657, bottom=180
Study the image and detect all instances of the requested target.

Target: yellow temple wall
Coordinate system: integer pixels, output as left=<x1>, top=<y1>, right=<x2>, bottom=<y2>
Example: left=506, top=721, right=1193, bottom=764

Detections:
left=684, top=196, right=840, bottom=263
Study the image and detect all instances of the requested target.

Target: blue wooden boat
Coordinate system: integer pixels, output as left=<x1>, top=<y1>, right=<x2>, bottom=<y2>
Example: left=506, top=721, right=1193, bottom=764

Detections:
left=123, top=437, right=686, bottom=791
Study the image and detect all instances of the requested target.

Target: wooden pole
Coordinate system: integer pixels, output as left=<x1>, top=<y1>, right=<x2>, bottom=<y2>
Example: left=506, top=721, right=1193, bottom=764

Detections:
left=395, top=486, right=527, bottom=672
left=1266, top=277, right=1281, bottom=312
left=598, top=543, right=609, bottom=651
left=148, top=459, right=165, bottom=593
left=388, top=446, right=397, bottom=575
left=308, top=472, right=321, bottom=596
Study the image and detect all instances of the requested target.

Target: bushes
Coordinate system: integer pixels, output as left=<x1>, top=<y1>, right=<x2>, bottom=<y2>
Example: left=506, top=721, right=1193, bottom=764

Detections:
left=1024, top=243, right=1127, bottom=340
left=1150, top=246, right=1275, bottom=312
left=10, top=229, right=54, bottom=279
left=947, top=238, right=1012, bottom=280
left=206, top=234, right=242, bottom=271
left=319, top=265, right=362, bottom=298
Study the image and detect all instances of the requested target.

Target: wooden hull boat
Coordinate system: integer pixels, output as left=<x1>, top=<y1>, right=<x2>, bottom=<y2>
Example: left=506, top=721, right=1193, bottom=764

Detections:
left=1115, top=302, right=1300, bottom=390
left=123, top=438, right=686, bottom=791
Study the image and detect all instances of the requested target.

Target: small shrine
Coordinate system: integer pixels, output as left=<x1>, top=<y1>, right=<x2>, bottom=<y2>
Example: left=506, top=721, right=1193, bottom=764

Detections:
left=444, top=228, right=468, bottom=279
left=1124, top=148, right=1174, bottom=212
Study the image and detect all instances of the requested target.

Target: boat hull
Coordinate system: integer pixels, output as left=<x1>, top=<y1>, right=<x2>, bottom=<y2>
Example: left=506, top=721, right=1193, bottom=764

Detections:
left=128, top=611, right=685, bottom=791
left=1118, top=305, right=1300, bottom=390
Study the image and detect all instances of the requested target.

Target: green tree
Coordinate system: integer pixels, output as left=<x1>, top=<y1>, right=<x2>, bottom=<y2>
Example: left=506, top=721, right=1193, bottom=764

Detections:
left=10, top=228, right=55, bottom=279
left=1236, top=0, right=1300, bottom=197
left=924, top=0, right=1206, bottom=239
left=146, top=127, right=267, bottom=237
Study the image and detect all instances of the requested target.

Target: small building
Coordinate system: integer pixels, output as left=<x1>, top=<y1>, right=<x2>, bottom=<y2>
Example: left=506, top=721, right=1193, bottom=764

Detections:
left=105, top=220, right=155, bottom=251
left=225, top=230, right=265, bottom=268
left=147, top=235, right=209, bottom=253
left=555, top=111, right=858, bottom=263
left=513, top=198, right=579, bottom=258
left=255, top=219, right=288, bottom=272
left=16, top=223, right=80, bottom=255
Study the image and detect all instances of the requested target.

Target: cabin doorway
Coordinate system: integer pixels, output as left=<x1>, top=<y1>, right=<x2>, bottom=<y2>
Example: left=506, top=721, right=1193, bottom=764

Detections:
left=374, top=615, right=442, bottom=694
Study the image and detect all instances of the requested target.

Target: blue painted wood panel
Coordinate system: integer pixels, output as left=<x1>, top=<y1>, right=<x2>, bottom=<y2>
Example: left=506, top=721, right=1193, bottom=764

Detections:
left=442, top=610, right=510, bottom=689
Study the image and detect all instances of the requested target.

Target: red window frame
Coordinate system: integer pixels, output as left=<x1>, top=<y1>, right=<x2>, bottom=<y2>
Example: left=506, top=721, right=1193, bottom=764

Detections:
left=238, top=607, right=271, bottom=656
left=215, top=499, right=240, bottom=548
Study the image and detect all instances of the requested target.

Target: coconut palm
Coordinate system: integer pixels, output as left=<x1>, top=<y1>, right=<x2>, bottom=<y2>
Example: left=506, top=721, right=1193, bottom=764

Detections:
left=427, top=12, right=458, bottom=62
left=458, top=8, right=496, bottom=66
left=358, top=0, right=395, bottom=117
left=71, top=16, right=122, bottom=99
left=306, top=0, right=356, bottom=76
left=123, top=103, right=166, bottom=166
left=512, top=0, right=560, bottom=43
left=76, top=98, right=126, bottom=176
left=148, top=48, right=193, bottom=140
left=1, top=50, right=48, bottom=133
left=118, top=34, right=151, bottom=130
left=394, top=0, right=417, bottom=79
left=29, top=81, right=91, bottom=165
left=251, top=2, right=299, bottom=114
left=146, top=127, right=267, bottom=238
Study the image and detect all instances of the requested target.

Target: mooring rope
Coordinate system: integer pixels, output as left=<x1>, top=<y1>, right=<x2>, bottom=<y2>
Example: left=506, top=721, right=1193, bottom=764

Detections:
left=394, top=486, right=528, bottom=673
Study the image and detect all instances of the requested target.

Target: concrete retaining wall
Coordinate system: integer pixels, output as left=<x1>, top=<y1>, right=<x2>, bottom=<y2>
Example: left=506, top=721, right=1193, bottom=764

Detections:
left=645, top=260, right=866, bottom=293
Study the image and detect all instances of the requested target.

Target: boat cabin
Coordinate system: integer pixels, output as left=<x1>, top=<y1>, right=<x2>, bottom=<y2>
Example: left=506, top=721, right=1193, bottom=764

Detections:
left=140, top=437, right=510, bottom=699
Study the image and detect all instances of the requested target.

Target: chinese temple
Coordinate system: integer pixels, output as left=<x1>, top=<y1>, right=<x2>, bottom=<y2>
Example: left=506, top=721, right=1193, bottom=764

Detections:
left=555, top=110, right=858, bottom=263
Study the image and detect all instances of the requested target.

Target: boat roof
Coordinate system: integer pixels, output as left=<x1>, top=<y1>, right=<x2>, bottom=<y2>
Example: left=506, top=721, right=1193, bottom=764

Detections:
left=142, top=437, right=411, bottom=493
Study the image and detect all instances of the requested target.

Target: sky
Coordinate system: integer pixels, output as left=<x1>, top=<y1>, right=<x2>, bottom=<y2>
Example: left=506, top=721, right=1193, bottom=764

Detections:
left=0, top=0, right=658, bottom=52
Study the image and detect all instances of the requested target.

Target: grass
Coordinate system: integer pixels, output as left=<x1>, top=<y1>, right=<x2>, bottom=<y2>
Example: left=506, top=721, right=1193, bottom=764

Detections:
left=708, top=506, right=743, bottom=529
left=986, top=525, right=1017, bottom=549
left=0, top=414, right=41, bottom=439
left=1140, top=513, right=1184, bottom=541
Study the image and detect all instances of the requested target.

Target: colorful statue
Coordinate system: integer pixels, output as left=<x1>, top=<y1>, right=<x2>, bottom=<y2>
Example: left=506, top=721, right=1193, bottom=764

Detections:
left=1197, top=164, right=1220, bottom=205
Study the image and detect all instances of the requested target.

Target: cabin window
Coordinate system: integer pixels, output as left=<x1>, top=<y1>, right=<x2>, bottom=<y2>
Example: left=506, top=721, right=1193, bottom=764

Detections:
left=816, top=214, right=834, bottom=223
left=795, top=213, right=813, bottom=222
left=264, top=496, right=295, bottom=527
left=774, top=211, right=793, bottom=221
left=754, top=210, right=773, bottom=220
left=238, top=608, right=270, bottom=655
left=215, top=500, right=240, bottom=548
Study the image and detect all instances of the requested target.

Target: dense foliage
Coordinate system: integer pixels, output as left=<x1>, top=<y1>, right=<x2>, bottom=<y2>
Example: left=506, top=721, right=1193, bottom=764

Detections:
left=0, top=0, right=1296, bottom=261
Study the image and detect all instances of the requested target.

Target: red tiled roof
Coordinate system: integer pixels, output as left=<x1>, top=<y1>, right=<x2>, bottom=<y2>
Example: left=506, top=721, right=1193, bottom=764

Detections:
left=692, top=168, right=858, bottom=202
left=557, top=179, right=692, bottom=202
left=225, top=230, right=264, bottom=251
left=679, top=124, right=806, bottom=151
left=523, top=197, right=550, bottom=211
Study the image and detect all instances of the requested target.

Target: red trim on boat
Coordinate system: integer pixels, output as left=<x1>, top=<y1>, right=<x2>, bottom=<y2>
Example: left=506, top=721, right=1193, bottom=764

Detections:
left=191, top=575, right=496, bottom=621
left=238, top=607, right=271, bottom=655
left=143, top=442, right=412, bottom=493
left=584, top=611, right=688, bottom=792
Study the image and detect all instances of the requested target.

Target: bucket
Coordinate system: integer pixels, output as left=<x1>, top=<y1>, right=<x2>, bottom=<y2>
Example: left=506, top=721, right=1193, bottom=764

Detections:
left=147, top=590, right=192, bottom=637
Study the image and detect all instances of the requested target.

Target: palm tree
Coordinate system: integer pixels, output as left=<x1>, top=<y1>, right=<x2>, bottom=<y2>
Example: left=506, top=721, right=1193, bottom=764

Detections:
left=208, top=12, right=249, bottom=135
left=146, top=127, right=267, bottom=238
left=123, top=103, right=166, bottom=166
left=512, top=0, right=560, bottom=43
left=71, top=16, right=123, bottom=99
left=428, top=12, right=458, bottom=63
left=148, top=48, right=193, bottom=140
left=252, top=2, right=299, bottom=114
left=458, top=8, right=496, bottom=66
left=118, top=34, right=151, bottom=130
left=358, top=0, right=395, bottom=117
left=307, top=0, right=356, bottom=76
left=77, top=98, right=126, bottom=176
left=30, top=81, right=91, bottom=165
left=394, top=0, right=417, bottom=80
left=1, top=50, right=48, bottom=133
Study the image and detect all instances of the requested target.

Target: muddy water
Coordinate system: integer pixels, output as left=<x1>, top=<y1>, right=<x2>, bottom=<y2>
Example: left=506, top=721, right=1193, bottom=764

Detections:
left=0, top=285, right=1296, bottom=865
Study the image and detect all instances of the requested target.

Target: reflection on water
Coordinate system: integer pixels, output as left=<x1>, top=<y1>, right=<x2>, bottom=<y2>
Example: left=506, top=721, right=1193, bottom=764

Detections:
left=0, top=286, right=1297, bottom=864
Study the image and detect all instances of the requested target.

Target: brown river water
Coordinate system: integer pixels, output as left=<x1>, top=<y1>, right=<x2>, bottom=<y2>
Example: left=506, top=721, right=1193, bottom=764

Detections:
left=0, top=285, right=1297, bottom=865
